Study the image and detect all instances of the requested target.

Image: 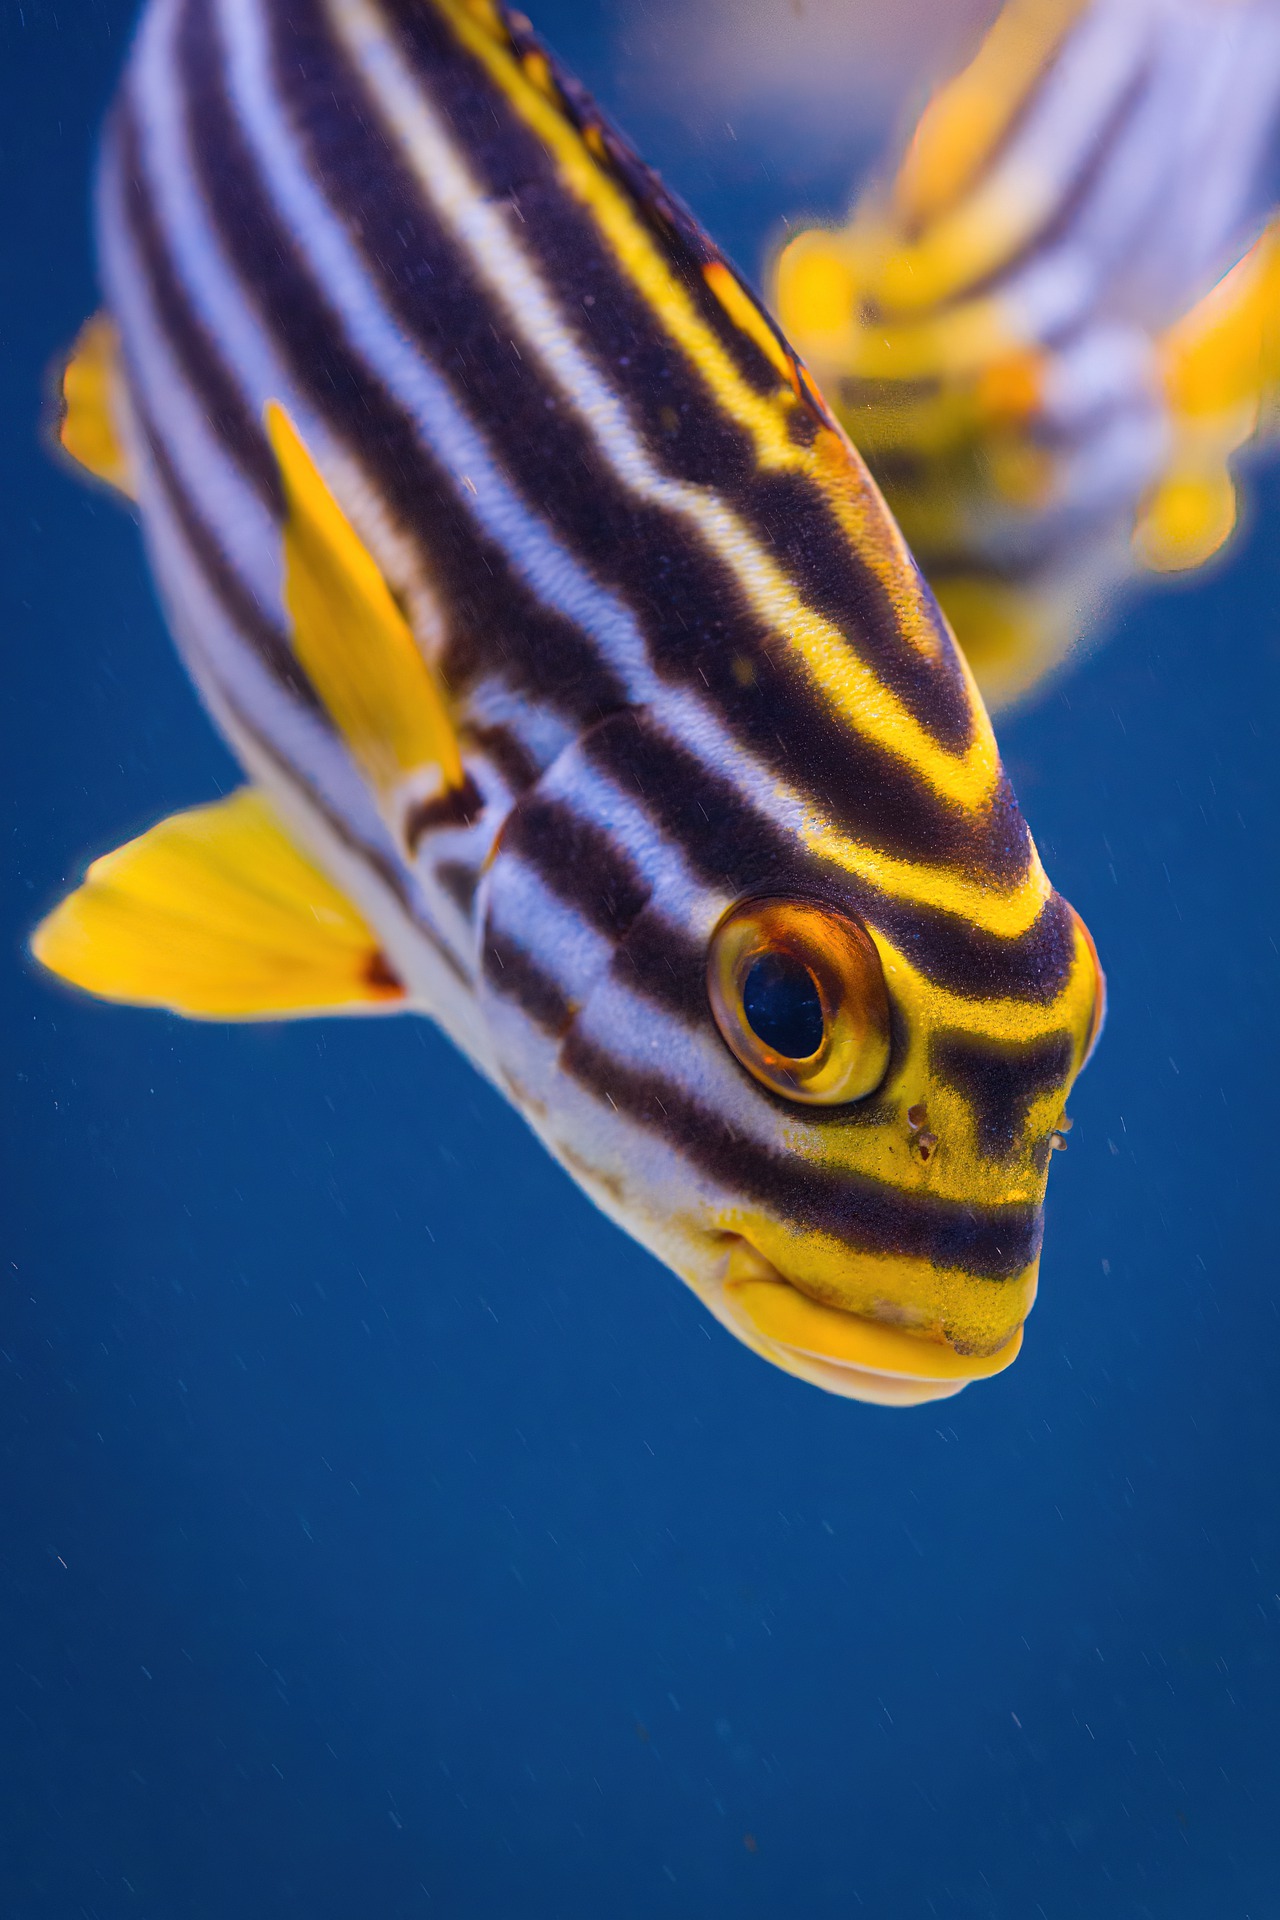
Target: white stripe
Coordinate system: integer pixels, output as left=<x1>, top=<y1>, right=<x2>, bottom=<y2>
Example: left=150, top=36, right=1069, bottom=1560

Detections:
left=462, top=677, right=576, bottom=777
left=129, top=0, right=295, bottom=427
left=332, top=0, right=994, bottom=798
left=98, top=137, right=281, bottom=617
left=127, top=430, right=407, bottom=882
left=132, top=445, right=504, bottom=1066
left=483, top=856, right=614, bottom=1009
left=212, top=0, right=867, bottom=887
left=569, top=971, right=789, bottom=1155
left=535, top=752, right=730, bottom=939
left=218, top=0, right=662, bottom=702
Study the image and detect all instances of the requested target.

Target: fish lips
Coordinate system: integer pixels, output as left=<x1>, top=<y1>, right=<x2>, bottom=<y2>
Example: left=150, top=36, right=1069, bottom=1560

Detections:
left=711, top=1236, right=1027, bottom=1406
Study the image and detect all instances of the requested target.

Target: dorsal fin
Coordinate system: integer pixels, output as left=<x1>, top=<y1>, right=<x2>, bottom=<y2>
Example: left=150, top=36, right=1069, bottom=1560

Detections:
left=59, top=312, right=137, bottom=499
left=30, top=788, right=406, bottom=1020
left=265, top=403, right=471, bottom=835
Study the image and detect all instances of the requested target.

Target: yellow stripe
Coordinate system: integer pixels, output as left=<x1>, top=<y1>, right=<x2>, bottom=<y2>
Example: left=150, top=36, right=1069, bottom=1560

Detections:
left=344, top=0, right=1001, bottom=811
left=701, top=262, right=795, bottom=386
left=440, top=0, right=806, bottom=473
left=805, top=826, right=1050, bottom=935
left=869, top=922, right=1098, bottom=1048
left=682, top=493, right=1002, bottom=809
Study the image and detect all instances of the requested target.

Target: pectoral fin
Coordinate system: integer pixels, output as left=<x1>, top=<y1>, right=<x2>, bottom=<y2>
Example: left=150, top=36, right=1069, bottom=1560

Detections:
left=31, top=788, right=406, bottom=1020
left=265, top=403, right=472, bottom=832
left=59, top=313, right=137, bottom=499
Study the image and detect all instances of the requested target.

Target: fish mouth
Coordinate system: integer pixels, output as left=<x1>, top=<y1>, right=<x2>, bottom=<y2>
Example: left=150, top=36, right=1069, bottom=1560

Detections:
left=713, top=1237, right=1023, bottom=1407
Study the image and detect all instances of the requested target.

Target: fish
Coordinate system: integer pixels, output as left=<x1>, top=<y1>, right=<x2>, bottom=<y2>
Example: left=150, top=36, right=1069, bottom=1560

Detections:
left=773, top=0, right=1280, bottom=710
left=33, top=0, right=1103, bottom=1406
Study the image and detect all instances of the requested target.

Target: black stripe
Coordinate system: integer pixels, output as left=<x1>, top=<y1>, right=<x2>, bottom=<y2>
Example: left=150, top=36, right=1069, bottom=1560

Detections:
left=466, top=722, right=541, bottom=795
left=583, top=709, right=799, bottom=894
left=277, top=0, right=986, bottom=793
left=270, top=0, right=990, bottom=833
left=931, top=1030, right=1075, bottom=1157
left=742, top=466, right=975, bottom=752
left=109, top=97, right=282, bottom=514
left=558, top=1025, right=1043, bottom=1280
left=393, top=0, right=788, bottom=403
left=222, top=693, right=474, bottom=991
left=404, top=771, right=485, bottom=849
left=581, top=710, right=1068, bottom=1003
left=177, top=0, right=630, bottom=735
left=611, top=908, right=709, bottom=1026
left=128, top=382, right=320, bottom=710
left=435, top=858, right=480, bottom=918
left=874, top=889, right=1077, bottom=1007
left=500, top=795, right=650, bottom=940
left=482, top=927, right=574, bottom=1034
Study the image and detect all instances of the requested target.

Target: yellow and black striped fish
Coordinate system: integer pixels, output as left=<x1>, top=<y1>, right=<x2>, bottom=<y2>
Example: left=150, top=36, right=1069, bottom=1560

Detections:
left=34, top=0, right=1103, bottom=1406
left=775, top=0, right=1280, bottom=710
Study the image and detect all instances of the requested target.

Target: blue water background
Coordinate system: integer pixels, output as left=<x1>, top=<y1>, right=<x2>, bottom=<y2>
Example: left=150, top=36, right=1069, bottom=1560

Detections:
left=4, top=4, right=1280, bottom=1914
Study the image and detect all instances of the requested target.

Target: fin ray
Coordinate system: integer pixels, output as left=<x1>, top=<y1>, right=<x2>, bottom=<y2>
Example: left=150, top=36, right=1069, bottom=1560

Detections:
left=265, top=402, right=465, bottom=817
left=31, top=789, right=406, bottom=1020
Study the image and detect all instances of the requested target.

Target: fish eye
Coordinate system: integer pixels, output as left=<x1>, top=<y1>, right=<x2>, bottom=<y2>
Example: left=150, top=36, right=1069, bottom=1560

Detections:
left=707, top=898, right=892, bottom=1104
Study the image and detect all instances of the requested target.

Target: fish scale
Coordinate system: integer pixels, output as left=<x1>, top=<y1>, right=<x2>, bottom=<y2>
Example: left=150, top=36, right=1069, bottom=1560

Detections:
left=34, top=0, right=1102, bottom=1404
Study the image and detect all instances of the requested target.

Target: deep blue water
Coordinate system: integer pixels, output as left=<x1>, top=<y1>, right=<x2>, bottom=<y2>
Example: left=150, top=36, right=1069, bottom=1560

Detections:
left=4, top=5, right=1280, bottom=1915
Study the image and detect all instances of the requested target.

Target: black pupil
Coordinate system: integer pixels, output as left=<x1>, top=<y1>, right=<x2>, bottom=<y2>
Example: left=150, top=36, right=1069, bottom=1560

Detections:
left=741, top=952, right=825, bottom=1060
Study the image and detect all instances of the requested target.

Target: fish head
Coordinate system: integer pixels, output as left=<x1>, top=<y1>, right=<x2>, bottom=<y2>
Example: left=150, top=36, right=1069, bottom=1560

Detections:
left=477, top=707, right=1104, bottom=1407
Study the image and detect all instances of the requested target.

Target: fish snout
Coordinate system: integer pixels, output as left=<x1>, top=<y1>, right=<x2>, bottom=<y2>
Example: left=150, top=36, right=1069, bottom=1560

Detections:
left=712, top=1235, right=1032, bottom=1405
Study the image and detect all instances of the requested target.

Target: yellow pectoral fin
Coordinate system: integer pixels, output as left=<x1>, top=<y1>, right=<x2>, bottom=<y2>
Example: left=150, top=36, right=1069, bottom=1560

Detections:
left=265, top=402, right=466, bottom=816
left=30, top=789, right=406, bottom=1020
left=59, top=313, right=137, bottom=499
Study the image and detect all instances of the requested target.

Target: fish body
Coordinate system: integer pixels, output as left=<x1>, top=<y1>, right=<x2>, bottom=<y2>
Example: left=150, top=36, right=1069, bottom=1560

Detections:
left=38, top=0, right=1102, bottom=1404
left=774, top=0, right=1280, bottom=710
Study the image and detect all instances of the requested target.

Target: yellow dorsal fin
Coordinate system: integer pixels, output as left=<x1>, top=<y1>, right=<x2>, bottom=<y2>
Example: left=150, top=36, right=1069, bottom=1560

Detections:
left=30, top=788, right=406, bottom=1021
left=59, top=313, right=137, bottom=499
left=265, top=402, right=465, bottom=815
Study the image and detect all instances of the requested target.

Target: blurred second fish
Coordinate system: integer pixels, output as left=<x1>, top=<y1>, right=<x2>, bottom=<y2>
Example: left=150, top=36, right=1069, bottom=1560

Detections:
left=774, top=0, right=1280, bottom=708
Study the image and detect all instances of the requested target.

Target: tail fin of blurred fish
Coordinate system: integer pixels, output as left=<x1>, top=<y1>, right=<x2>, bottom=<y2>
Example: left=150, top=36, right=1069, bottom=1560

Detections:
left=1136, top=216, right=1280, bottom=574
left=773, top=0, right=1280, bottom=709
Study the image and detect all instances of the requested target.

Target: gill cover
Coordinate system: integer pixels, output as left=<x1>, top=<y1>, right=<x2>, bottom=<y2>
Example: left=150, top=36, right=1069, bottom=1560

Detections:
left=476, top=702, right=1103, bottom=1406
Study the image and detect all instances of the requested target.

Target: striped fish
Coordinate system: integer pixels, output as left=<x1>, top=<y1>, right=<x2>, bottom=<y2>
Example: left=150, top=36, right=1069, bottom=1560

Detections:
left=774, top=0, right=1280, bottom=710
left=35, top=0, right=1103, bottom=1406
